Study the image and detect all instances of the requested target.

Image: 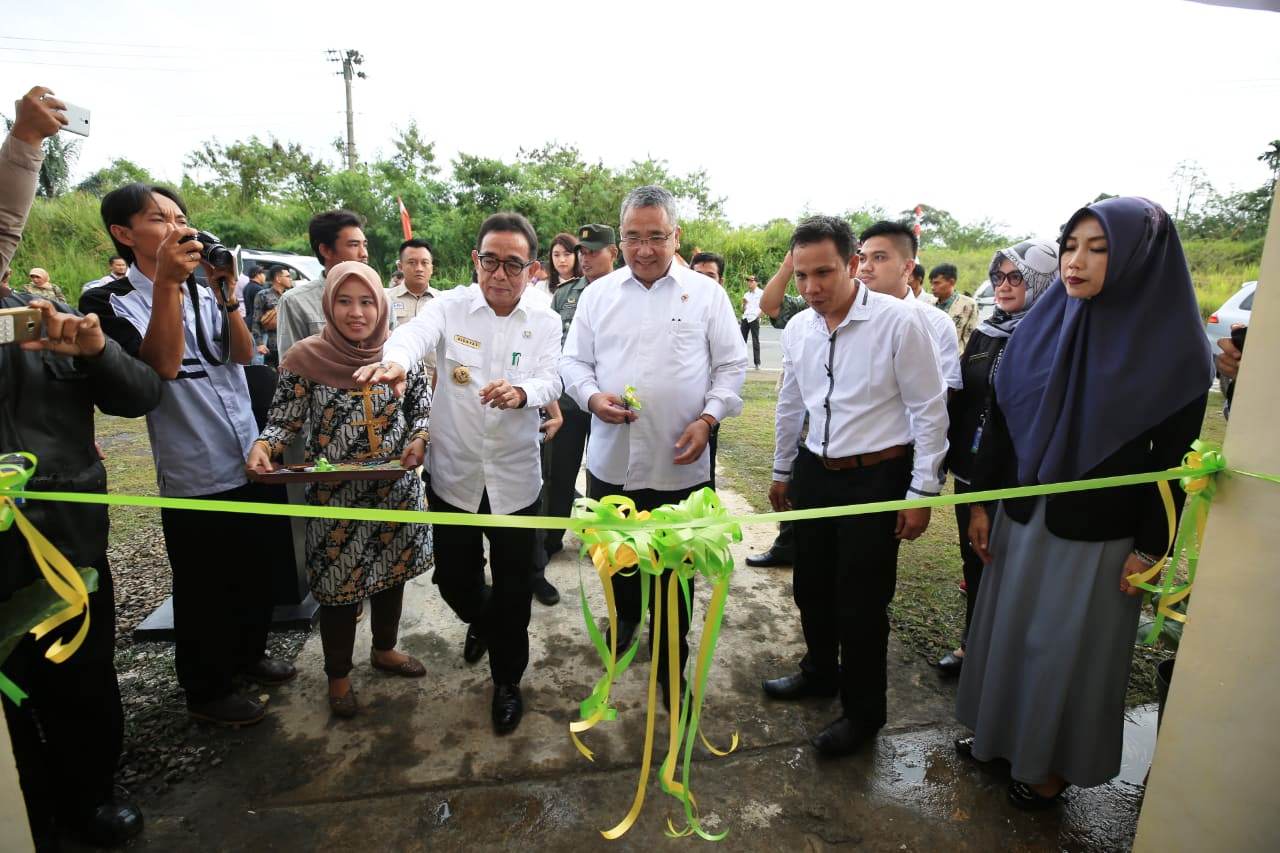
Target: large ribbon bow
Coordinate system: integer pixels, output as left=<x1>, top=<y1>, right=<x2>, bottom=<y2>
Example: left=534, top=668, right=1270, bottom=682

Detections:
left=0, top=453, right=95, bottom=705
left=571, top=487, right=742, bottom=841
left=1127, top=440, right=1226, bottom=643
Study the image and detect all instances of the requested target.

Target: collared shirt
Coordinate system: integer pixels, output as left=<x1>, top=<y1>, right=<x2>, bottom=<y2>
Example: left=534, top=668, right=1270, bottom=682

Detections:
left=551, top=275, right=592, bottom=346
left=387, top=282, right=443, bottom=372
left=905, top=289, right=962, bottom=390
left=560, top=263, right=748, bottom=492
left=252, top=287, right=285, bottom=351
left=937, top=291, right=979, bottom=349
left=277, top=274, right=395, bottom=357
left=382, top=285, right=562, bottom=515
left=80, top=265, right=258, bottom=497
left=81, top=273, right=125, bottom=293
left=742, top=288, right=763, bottom=322
left=774, top=284, right=949, bottom=497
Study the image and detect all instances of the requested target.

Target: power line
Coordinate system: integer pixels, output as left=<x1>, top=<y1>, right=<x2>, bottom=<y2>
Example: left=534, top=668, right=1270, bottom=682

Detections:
left=0, top=34, right=318, bottom=53
left=0, top=45, right=327, bottom=59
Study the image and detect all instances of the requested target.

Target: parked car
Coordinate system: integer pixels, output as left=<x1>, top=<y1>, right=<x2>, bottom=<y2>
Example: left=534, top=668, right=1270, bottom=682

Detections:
left=235, top=247, right=324, bottom=283
left=1204, top=280, right=1256, bottom=351
left=974, top=279, right=996, bottom=322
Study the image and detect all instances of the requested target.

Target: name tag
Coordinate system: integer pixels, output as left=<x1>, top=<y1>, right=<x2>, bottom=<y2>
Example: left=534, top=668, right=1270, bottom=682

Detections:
left=392, top=301, right=405, bottom=311
left=453, top=334, right=482, bottom=349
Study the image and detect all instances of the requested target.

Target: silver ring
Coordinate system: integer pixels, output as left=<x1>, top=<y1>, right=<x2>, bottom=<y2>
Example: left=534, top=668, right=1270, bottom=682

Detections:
left=38, top=94, right=47, bottom=102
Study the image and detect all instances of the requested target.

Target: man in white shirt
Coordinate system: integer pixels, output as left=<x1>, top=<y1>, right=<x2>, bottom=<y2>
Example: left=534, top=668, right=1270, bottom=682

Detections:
left=561, top=185, right=748, bottom=709
left=81, top=255, right=129, bottom=292
left=740, top=274, right=764, bottom=369
left=763, top=216, right=948, bottom=757
left=857, top=221, right=961, bottom=391
left=355, top=212, right=562, bottom=736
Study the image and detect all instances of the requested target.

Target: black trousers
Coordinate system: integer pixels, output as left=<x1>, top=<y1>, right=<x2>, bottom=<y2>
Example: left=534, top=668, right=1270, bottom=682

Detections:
left=160, top=481, right=283, bottom=704
left=740, top=317, right=761, bottom=366
left=764, top=521, right=795, bottom=560
left=952, top=479, right=987, bottom=648
left=587, top=472, right=709, bottom=684
left=790, top=448, right=911, bottom=729
left=4, top=557, right=122, bottom=841
left=319, top=585, right=405, bottom=678
left=542, top=404, right=591, bottom=554
left=430, top=489, right=536, bottom=685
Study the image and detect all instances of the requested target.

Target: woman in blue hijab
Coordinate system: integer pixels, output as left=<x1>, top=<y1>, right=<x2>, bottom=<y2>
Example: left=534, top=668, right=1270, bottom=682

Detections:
left=954, top=197, right=1213, bottom=809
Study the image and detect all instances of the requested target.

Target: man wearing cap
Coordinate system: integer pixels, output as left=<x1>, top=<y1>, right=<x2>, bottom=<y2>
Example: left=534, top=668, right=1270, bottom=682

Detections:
left=540, top=224, right=617, bottom=561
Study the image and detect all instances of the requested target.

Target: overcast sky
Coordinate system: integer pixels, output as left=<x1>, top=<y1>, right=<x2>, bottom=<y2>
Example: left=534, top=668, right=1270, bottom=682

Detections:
left=5, top=0, right=1279, bottom=239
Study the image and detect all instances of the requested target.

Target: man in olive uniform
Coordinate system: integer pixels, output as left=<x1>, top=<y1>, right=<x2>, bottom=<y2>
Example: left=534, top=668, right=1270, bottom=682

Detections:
left=540, top=224, right=617, bottom=558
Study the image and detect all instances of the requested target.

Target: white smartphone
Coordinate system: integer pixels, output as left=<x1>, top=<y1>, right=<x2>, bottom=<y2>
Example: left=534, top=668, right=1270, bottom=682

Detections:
left=59, top=101, right=91, bottom=137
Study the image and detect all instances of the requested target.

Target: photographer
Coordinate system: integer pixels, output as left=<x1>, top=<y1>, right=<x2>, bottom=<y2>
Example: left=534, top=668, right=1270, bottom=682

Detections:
left=1, top=86, right=160, bottom=848
left=81, top=183, right=297, bottom=728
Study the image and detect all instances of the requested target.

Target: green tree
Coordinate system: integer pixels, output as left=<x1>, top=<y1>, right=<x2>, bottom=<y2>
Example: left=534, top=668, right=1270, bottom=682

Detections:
left=75, top=158, right=154, bottom=196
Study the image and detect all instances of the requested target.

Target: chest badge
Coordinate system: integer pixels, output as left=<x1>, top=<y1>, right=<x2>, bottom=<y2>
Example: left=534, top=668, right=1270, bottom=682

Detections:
left=522, top=329, right=532, bottom=338
left=452, top=366, right=471, bottom=385
left=681, top=293, right=689, bottom=302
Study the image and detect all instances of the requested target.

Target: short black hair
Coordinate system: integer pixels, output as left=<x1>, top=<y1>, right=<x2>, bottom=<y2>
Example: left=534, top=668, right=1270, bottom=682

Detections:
left=100, top=183, right=188, bottom=264
left=308, top=209, right=365, bottom=264
left=271, top=266, right=292, bottom=281
left=246, top=265, right=264, bottom=278
left=911, top=263, right=925, bottom=282
left=690, top=251, right=725, bottom=279
left=859, top=220, right=918, bottom=259
left=108, top=255, right=124, bottom=264
left=475, top=212, right=538, bottom=260
left=929, top=263, right=958, bottom=281
left=399, top=237, right=434, bottom=258
left=790, top=215, right=860, bottom=264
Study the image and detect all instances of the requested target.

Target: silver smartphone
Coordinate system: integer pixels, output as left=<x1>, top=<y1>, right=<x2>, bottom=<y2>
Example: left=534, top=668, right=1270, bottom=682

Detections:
left=60, top=101, right=91, bottom=136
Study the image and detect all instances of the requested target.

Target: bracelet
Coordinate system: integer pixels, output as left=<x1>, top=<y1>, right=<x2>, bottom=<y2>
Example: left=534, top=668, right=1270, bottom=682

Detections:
left=223, top=301, right=240, bottom=311
left=1132, top=549, right=1162, bottom=567
left=698, top=413, right=717, bottom=429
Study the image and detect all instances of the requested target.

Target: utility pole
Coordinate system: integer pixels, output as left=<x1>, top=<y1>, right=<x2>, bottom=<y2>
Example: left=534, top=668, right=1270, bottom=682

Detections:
left=326, top=49, right=366, bottom=171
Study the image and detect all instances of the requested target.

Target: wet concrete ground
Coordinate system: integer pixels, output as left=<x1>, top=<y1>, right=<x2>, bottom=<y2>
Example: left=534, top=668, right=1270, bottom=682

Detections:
left=126, top=487, right=1152, bottom=851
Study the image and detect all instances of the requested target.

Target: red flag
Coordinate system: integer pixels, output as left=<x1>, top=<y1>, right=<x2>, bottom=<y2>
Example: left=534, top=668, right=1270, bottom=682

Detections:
left=398, top=196, right=413, bottom=240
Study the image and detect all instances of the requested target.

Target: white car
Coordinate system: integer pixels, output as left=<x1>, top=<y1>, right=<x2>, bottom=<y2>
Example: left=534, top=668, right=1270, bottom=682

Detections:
left=1204, top=280, right=1256, bottom=350
left=974, top=280, right=996, bottom=322
left=235, top=247, right=324, bottom=283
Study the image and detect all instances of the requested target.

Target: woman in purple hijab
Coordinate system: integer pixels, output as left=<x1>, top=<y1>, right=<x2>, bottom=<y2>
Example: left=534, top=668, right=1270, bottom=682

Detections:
left=954, top=197, right=1213, bottom=809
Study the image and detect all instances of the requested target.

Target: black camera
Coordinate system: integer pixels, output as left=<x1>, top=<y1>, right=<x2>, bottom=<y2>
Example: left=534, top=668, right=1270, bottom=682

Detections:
left=178, top=229, right=235, bottom=270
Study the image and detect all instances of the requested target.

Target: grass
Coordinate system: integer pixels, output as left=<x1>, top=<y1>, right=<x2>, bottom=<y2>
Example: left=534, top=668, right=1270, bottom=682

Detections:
left=716, top=376, right=1229, bottom=706
left=95, top=413, right=160, bottom=547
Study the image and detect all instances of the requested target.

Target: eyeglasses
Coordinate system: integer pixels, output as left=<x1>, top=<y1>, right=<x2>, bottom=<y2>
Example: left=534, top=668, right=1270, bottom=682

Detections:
left=477, top=254, right=534, bottom=277
left=991, top=270, right=1026, bottom=286
left=619, top=232, right=674, bottom=249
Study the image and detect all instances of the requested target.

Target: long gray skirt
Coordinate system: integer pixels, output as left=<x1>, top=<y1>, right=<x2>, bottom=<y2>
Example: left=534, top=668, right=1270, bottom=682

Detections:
left=955, top=497, right=1141, bottom=787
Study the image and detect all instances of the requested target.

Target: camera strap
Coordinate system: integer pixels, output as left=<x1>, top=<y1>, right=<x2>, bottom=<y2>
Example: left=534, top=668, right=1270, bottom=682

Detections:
left=186, top=275, right=230, bottom=366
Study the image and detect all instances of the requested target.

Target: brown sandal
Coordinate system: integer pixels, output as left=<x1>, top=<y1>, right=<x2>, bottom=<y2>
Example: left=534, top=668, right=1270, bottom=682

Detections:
left=370, top=651, right=427, bottom=678
left=328, top=687, right=358, bottom=718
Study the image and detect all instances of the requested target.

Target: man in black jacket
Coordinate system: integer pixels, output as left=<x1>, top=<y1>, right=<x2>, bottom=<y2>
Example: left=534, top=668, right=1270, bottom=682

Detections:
left=0, top=86, right=162, bottom=848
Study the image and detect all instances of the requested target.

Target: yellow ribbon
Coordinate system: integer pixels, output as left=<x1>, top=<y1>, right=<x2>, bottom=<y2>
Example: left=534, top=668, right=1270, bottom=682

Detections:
left=0, top=454, right=92, bottom=666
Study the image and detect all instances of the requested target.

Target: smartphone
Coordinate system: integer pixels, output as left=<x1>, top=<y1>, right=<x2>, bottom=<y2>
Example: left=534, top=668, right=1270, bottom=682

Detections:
left=0, top=306, right=42, bottom=345
left=60, top=101, right=91, bottom=137
left=1231, top=325, right=1247, bottom=354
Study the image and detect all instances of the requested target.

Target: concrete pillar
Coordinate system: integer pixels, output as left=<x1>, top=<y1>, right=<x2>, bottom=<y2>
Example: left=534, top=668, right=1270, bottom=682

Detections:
left=1134, top=185, right=1280, bottom=851
left=0, top=707, right=34, bottom=852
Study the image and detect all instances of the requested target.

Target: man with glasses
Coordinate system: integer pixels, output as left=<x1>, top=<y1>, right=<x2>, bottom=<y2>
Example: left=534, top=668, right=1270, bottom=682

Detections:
left=355, top=212, right=562, bottom=735
left=561, top=185, right=748, bottom=710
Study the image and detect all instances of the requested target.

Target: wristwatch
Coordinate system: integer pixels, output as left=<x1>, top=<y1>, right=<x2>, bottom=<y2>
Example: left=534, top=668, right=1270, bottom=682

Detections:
left=223, top=300, right=241, bottom=311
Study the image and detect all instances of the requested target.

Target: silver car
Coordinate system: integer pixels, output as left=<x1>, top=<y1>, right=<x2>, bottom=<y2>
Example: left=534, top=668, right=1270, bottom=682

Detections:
left=1204, top=280, right=1256, bottom=350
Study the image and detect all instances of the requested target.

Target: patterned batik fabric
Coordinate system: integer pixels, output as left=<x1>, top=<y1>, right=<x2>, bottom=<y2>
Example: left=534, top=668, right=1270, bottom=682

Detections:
left=258, top=367, right=433, bottom=605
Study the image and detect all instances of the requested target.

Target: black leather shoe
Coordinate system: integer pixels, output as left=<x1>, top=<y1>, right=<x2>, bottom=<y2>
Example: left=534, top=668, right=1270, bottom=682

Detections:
left=492, top=683, right=523, bottom=734
left=744, top=548, right=793, bottom=568
left=936, top=650, right=964, bottom=677
left=533, top=577, right=561, bottom=606
left=604, top=619, right=640, bottom=653
left=1008, top=780, right=1067, bottom=811
left=241, top=656, right=297, bottom=685
left=810, top=717, right=878, bottom=757
left=954, top=735, right=976, bottom=760
left=70, top=798, right=144, bottom=847
left=188, top=693, right=266, bottom=728
left=463, top=623, right=488, bottom=664
left=761, top=672, right=838, bottom=701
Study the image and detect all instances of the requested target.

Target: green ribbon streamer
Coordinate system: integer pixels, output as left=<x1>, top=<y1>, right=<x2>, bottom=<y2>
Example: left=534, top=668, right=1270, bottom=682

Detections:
left=0, top=460, right=1231, bottom=532
left=0, top=672, right=27, bottom=705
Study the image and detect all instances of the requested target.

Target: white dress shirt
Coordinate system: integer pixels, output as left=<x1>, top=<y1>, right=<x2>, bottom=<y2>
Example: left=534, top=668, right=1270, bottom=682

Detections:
left=560, top=263, right=748, bottom=492
left=904, top=288, right=962, bottom=390
left=742, top=288, right=763, bottom=322
left=773, top=283, right=950, bottom=497
left=382, top=284, right=562, bottom=514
